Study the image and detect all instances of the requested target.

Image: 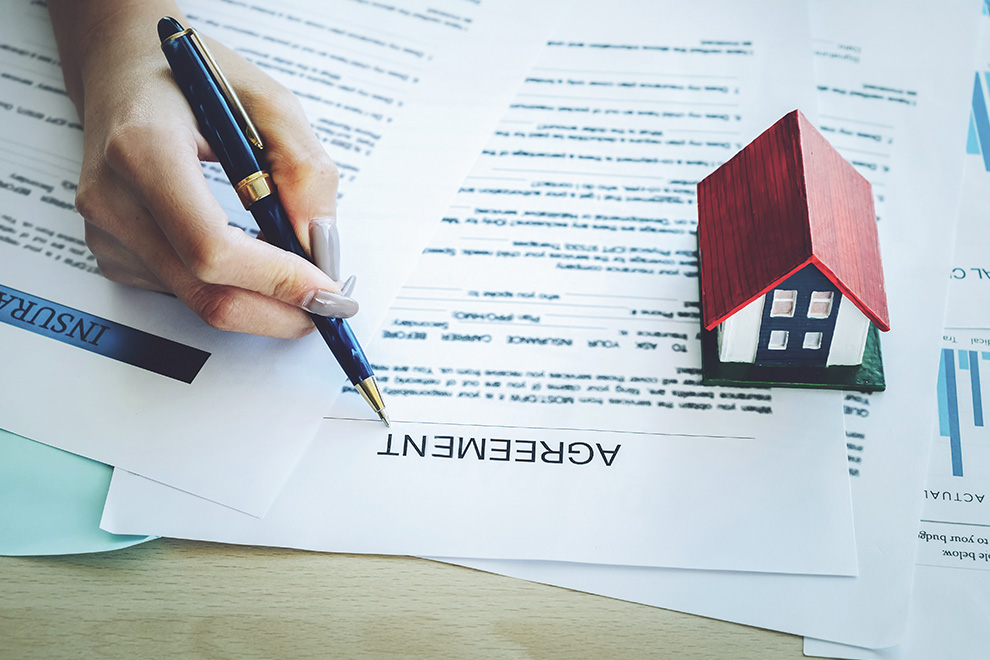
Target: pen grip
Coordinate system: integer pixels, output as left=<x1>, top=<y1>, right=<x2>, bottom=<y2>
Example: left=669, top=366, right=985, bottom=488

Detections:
left=249, top=196, right=372, bottom=386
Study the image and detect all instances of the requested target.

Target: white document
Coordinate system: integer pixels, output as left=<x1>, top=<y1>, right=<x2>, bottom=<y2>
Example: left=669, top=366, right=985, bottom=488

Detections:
left=945, top=20, right=990, bottom=329
left=945, top=162, right=990, bottom=328
left=435, top=0, right=982, bottom=650
left=805, top=567, right=990, bottom=660
left=0, top=0, right=557, bottom=515
left=807, top=13, right=990, bottom=658
left=103, top=0, right=861, bottom=575
left=806, top=329, right=990, bottom=659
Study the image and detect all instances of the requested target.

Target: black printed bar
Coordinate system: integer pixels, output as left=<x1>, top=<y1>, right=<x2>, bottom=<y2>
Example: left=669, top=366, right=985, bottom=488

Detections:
left=0, top=284, right=210, bottom=383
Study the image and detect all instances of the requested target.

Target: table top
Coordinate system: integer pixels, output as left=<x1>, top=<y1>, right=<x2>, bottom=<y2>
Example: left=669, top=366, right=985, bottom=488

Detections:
left=1, top=538, right=807, bottom=659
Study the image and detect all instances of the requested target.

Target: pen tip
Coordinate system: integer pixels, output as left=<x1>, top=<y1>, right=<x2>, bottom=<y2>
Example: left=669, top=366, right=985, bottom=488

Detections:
left=379, top=409, right=391, bottom=427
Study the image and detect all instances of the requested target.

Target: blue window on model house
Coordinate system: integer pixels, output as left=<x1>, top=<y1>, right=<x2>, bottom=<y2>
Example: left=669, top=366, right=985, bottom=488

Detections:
left=754, top=265, right=841, bottom=366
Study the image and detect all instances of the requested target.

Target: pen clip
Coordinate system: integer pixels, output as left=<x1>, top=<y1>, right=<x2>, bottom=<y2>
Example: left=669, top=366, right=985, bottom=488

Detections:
left=181, top=27, right=265, bottom=151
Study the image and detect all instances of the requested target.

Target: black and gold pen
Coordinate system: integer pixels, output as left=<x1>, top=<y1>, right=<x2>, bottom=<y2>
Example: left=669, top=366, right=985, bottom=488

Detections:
left=158, top=17, right=389, bottom=426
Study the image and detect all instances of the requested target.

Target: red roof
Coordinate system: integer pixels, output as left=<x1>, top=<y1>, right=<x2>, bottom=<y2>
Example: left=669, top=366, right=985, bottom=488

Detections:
left=698, top=110, right=889, bottom=332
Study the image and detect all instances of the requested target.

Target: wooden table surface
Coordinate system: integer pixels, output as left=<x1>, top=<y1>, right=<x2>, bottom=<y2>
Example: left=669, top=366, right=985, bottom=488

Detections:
left=0, top=538, right=809, bottom=659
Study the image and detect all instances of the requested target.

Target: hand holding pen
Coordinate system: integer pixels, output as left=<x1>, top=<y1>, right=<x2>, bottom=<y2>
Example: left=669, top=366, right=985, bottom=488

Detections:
left=158, top=17, right=388, bottom=424
left=47, top=0, right=357, bottom=336
left=47, top=2, right=387, bottom=423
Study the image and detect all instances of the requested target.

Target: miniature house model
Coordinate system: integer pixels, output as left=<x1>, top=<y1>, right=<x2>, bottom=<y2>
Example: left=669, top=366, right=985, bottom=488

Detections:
left=697, top=110, right=889, bottom=377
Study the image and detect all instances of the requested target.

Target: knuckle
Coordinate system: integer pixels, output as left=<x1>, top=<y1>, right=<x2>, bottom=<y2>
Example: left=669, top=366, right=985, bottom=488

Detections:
left=269, top=265, right=307, bottom=306
left=94, top=257, right=124, bottom=283
left=185, top=238, right=228, bottom=284
left=74, top=180, right=108, bottom=223
left=320, top=154, right=340, bottom=185
left=279, top=148, right=338, bottom=188
left=103, top=122, right=155, bottom=174
left=83, top=222, right=110, bottom=257
left=190, top=286, right=241, bottom=332
left=103, top=117, right=170, bottom=177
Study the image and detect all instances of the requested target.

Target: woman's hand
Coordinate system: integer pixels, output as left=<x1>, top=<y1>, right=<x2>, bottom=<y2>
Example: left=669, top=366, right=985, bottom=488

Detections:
left=48, top=0, right=356, bottom=338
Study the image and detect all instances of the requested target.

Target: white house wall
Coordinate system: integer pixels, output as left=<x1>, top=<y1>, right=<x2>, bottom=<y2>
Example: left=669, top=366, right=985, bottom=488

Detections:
left=826, top=296, right=870, bottom=366
left=717, top=296, right=764, bottom=363
left=718, top=293, right=870, bottom=366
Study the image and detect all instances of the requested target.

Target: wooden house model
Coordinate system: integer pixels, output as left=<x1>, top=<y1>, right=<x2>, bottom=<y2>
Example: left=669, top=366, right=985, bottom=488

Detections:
left=697, top=110, right=888, bottom=381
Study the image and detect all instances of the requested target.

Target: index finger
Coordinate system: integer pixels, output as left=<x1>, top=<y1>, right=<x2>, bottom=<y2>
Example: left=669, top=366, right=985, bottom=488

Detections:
left=105, top=121, right=343, bottom=311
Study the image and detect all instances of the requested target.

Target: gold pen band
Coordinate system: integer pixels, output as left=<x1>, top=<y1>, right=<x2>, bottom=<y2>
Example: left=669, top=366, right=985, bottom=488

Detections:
left=161, top=27, right=195, bottom=46
left=235, top=171, right=274, bottom=208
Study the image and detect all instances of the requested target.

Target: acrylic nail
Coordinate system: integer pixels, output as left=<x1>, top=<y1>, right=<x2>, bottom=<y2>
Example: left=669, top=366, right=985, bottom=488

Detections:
left=303, top=289, right=359, bottom=318
left=310, top=216, right=341, bottom=281
left=339, top=274, right=356, bottom=298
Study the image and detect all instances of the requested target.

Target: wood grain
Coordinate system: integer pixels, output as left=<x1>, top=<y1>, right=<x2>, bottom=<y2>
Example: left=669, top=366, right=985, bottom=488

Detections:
left=0, top=538, right=807, bottom=659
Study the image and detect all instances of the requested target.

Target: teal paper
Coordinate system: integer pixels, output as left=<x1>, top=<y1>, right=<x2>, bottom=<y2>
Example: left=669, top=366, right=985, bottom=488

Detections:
left=0, top=428, right=153, bottom=555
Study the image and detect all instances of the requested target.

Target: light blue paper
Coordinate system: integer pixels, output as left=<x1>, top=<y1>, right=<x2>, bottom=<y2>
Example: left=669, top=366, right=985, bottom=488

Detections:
left=0, top=428, right=152, bottom=555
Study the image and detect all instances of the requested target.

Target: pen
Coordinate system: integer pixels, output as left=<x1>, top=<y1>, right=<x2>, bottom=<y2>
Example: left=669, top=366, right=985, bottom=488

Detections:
left=157, top=17, right=389, bottom=426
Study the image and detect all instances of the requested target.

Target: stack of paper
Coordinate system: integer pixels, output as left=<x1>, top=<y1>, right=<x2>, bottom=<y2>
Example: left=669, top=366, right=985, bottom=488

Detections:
left=102, top=0, right=861, bottom=579
left=3, top=0, right=988, bottom=657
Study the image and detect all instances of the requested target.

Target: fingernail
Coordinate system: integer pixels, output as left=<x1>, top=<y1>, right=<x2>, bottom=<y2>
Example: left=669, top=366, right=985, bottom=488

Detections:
left=303, top=289, right=358, bottom=318
left=339, top=274, right=356, bottom=298
left=310, top=217, right=341, bottom=281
